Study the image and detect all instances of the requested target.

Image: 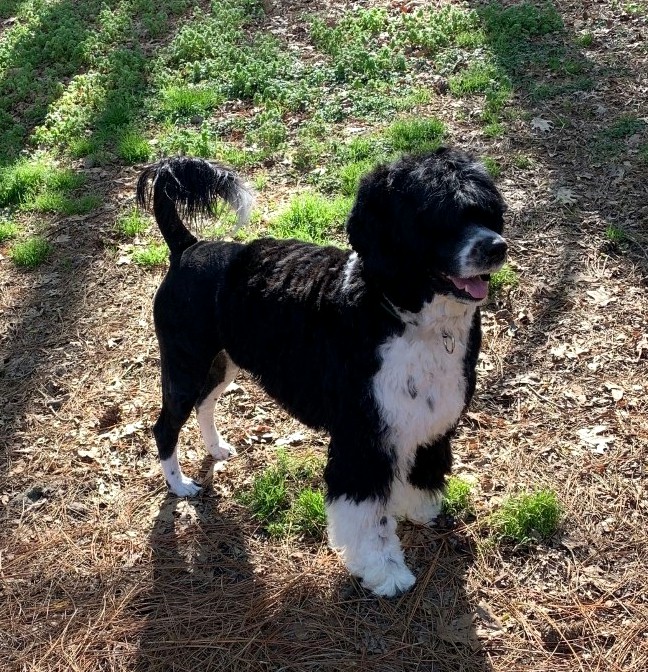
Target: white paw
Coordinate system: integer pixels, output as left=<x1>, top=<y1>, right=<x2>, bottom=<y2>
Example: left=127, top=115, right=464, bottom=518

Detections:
left=360, top=558, right=416, bottom=597
left=209, top=440, right=237, bottom=462
left=167, top=474, right=202, bottom=498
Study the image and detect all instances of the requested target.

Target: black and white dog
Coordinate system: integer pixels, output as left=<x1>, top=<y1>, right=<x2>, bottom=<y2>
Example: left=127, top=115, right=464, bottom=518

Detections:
left=137, top=148, right=507, bottom=597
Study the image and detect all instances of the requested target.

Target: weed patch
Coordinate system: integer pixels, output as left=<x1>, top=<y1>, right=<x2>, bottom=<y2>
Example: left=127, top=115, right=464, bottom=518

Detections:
left=490, top=264, right=519, bottom=294
left=492, top=489, right=562, bottom=543
left=271, top=193, right=351, bottom=245
left=29, top=192, right=101, bottom=216
left=442, top=477, right=473, bottom=517
left=116, top=209, right=149, bottom=237
left=338, top=160, right=375, bottom=197
left=117, top=130, right=152, bottom=164
left=0, top=220, right=20, bottom=243
left=238, top=450, right=326, bottom=538
left=605, top=225, right=626, bottom=243
left=593, top=115, right=646, bottom=158
left=388, top=118, right=446, bottom=153
left=246, top=109, right=287, bottom=152
left=0, top=160, right=97, bottom=214
left=10, top=236, right=52, bottom=268
left=0, top=159, right=52, bottom=207
left=132, top=242, right=168, bottom=267
left=482, top=157, right=502, bottom=178
left=158, top=85, right=223, bottom=121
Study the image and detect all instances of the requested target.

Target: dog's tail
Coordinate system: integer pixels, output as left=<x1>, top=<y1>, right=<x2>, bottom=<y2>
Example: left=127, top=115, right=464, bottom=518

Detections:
left=136, top=157, right=253, bottom=255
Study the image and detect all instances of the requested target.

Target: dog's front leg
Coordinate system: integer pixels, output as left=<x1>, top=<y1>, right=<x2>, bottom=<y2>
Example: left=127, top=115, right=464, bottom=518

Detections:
left=391, top=438, right=452, bottom=525
left=389, top=477, right=443, bottom=526
left=327, top=496, right=415, bottom=597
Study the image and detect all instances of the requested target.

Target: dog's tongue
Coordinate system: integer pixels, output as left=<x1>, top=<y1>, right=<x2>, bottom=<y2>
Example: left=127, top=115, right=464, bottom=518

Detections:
left=449, top=275, right=489, bottom=299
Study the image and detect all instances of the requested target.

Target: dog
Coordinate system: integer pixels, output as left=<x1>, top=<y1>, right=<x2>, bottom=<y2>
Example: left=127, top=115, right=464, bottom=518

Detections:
left=136, top=147, right=507, bottom=597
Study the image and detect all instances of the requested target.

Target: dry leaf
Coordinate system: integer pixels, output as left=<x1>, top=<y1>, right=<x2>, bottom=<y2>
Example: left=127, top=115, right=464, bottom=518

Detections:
left=531, top=116, right=553, bottom=132
left=276, top=431, right=306, bottom=446
left=475, top=600, right=504, bottom=635
left=437, top=614, right=480, bottom=650
left=586, top=288, right=616, bottom=307
left=555, top=187, right=577, bottom=205
left=577, top=425, right=614, bottom=453
left=550, top=344, right=568, bottom=360
left=604, top=382, right=624, bottom=401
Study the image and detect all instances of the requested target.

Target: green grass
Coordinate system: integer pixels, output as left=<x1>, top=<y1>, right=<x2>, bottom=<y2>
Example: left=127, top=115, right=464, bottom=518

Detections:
left=593, top=115, right=646, bottom=158
left=482, top=157, right=502, bottom=178
left=605, top=225, right=626, bottom=243
left=387, top=118, right=446, bottom=153
left=623, top=2, right=644, bottom=15
left=10, top=236, right=52, bottom=268
left=513, top=154, right=532, bottom=169
left=0, top=159, right=52, bottom=207
left=490, top=263, right=519, bottom=294
left=29, top=192, right=101, bottom=215
left=131, top=242, right=168, bottom=267
left=449, top=62, right=501, bottom=95
left=271, top=193, right=352, bottom=244
left=117, top=130, right=151, bottom=164
left=474, top=2, right=593, bottom=107
left=576, top=32, right=594, bottom=47
left=289, top=488, right=326, bottom=536
left=116, top=209, right=149, bottom=237
left=0, top=220, right=20, bottom=243
left=492, top=489, right=562, bottom=543
left=338, top=136, right=381, bottom=163
left=238, top=450, right=326, bottom=538
left=442, top=477, right=473, bottom=517
left=339, top=160, right=375, bottom=197
left=602, top=115, right=645, bottom=139
left=159, top=85, right=223, bottom=121
left=0, top=0, right=578, bottom=193
left=0, top=159, right=100, bottom=214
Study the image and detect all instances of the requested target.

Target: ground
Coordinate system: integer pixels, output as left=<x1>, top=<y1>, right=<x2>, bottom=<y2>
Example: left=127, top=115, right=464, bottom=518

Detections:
left=1, top=1, right=647, bottom=671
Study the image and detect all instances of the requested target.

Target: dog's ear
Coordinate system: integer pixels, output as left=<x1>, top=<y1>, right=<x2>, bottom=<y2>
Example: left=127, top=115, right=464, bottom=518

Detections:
left=346, top=164, right=400, bottom=280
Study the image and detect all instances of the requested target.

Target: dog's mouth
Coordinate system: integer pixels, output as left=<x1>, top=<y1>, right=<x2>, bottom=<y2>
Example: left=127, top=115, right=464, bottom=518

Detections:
left=443, top=274, right=491, bottom=301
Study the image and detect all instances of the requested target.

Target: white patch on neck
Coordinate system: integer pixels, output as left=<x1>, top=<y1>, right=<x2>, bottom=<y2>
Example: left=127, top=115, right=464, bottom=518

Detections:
left=342, top=251, right=359, bottom=291
left=373, top=295, right=475, bottom=464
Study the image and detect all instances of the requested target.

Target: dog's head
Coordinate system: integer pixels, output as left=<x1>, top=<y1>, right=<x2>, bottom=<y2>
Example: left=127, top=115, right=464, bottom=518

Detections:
left=347, top=147, right=507, bottom=312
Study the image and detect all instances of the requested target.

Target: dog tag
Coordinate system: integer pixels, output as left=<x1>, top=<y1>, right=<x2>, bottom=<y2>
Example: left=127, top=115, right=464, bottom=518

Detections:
left=443, top=332, right=455, bottom=354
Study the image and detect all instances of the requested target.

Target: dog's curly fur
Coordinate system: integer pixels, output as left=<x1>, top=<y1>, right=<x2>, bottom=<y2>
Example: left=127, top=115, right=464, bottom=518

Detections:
left=137, top=148, right=507, bottom=596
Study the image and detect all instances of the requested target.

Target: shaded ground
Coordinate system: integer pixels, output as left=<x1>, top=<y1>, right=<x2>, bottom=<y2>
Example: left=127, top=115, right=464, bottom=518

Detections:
left=1, top=1, right=647, bottom=671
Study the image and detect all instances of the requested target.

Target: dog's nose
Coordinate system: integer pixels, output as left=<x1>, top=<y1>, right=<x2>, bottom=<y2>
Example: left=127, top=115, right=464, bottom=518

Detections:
left=487, top=237, right=508, bottom=264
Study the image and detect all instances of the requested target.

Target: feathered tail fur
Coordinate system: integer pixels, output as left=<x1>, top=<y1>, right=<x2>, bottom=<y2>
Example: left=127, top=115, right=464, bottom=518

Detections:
left=136, top=156, right=253, bottom=255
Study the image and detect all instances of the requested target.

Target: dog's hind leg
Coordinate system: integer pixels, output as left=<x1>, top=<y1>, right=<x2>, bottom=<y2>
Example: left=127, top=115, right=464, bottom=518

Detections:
left=195, top=351, right=239, bottom=461
left=154, top=352, right=217, bottom=497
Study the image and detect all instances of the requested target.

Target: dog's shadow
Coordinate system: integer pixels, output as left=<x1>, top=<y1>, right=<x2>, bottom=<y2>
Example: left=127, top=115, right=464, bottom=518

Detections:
left=136, top=457, right=494, bottom=672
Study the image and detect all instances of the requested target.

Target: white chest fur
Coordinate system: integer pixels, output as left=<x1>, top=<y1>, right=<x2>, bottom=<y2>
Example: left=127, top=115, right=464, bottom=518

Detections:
left=373, top=296, right=474, bottom=463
